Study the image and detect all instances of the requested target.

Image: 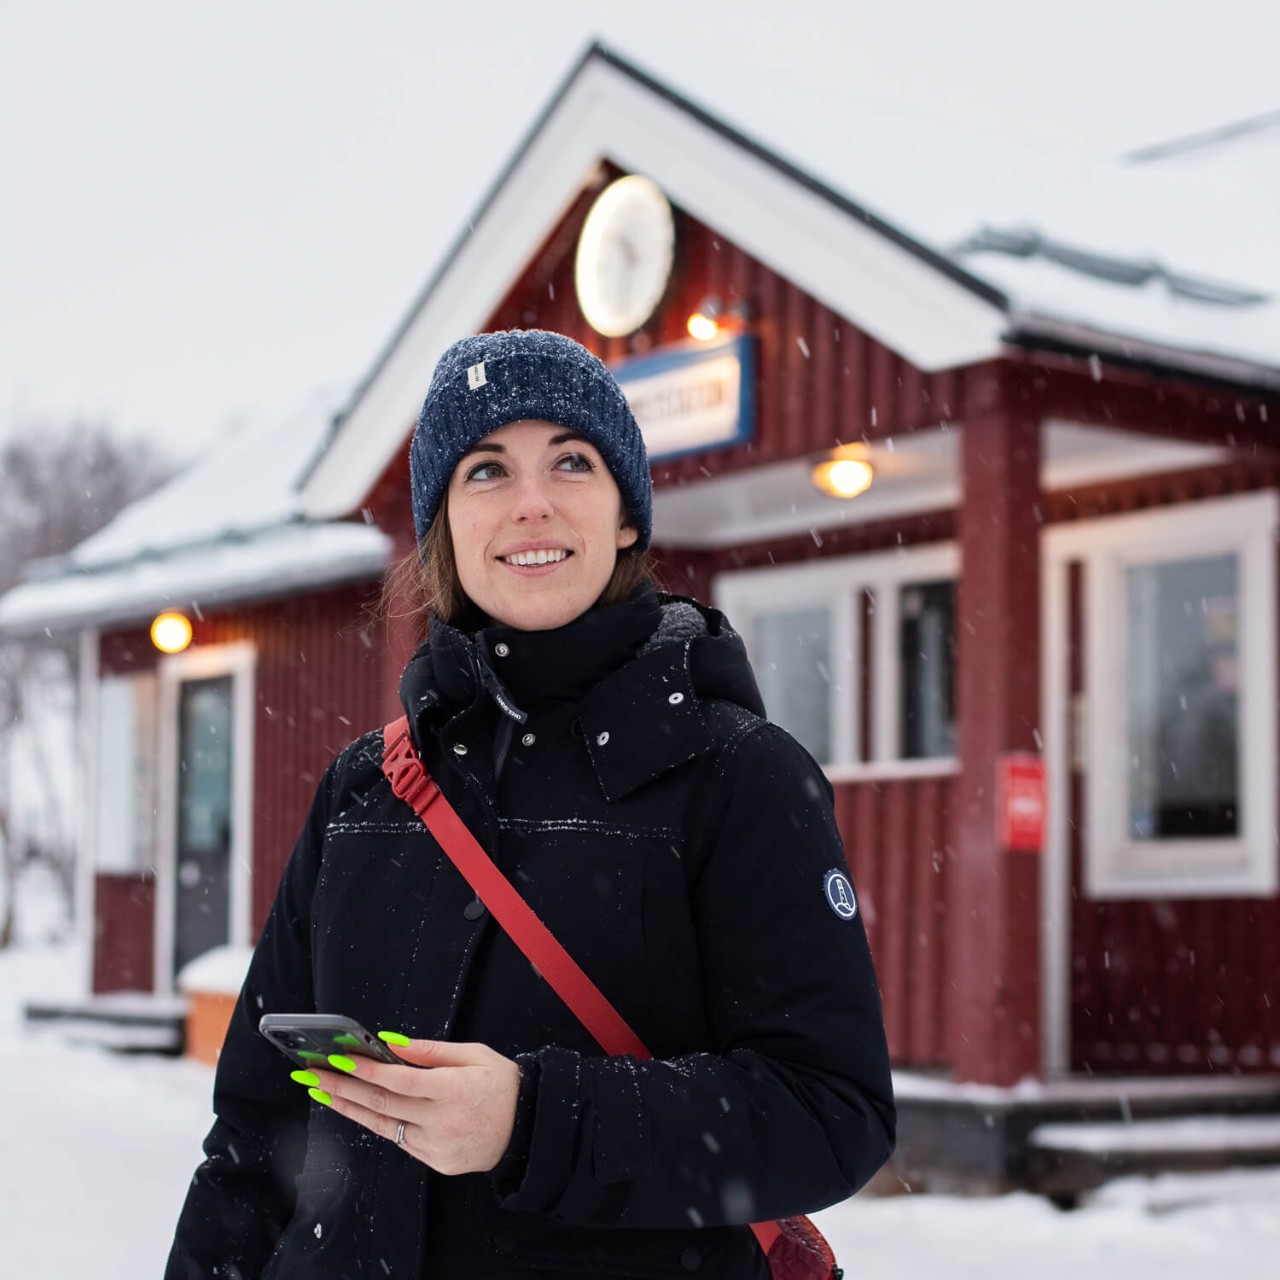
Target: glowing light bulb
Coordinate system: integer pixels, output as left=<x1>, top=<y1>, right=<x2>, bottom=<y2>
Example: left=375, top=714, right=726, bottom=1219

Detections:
left=811, top=453, right=874, bottom=499
left=687, top=311, right=719, bottom=341
left=151, top=612, right=193, bottom=653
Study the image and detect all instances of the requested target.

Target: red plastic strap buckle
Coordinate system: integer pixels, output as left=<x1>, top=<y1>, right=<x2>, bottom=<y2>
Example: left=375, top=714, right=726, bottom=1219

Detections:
left=382, top=719, right=441, bottom=814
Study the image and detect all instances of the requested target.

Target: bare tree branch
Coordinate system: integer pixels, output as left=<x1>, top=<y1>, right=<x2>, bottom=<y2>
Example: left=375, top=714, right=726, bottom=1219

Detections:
left=0, top=421, right=175, bottom=946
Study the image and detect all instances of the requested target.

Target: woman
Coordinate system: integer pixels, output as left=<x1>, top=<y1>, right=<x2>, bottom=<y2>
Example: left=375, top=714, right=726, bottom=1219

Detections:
left=166, top=329, right=895, bottom=1279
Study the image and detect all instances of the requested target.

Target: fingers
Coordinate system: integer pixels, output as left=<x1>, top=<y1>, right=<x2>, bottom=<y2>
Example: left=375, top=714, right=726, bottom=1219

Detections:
left=305, top=1060, right=424, bottom=1116
left=319, top=1088, right=417, bottom=1152
left=386, top=1037, right=497, bottom=1070
left=288, top=1041, right=521, bottom=1176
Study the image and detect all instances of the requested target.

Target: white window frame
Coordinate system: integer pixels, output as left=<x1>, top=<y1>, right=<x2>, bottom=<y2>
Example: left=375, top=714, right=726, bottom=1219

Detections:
left=714, top=543, right=960, bottom=778
left=94, top=671, right=160, bottom=874
left=1048, top=491, right=1278, bottom=901
left=154, top=641, right=257, bottom=993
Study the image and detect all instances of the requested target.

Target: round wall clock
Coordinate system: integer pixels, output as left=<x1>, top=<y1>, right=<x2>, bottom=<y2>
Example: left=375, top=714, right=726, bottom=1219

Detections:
left=574, top=174, right=676, bottom=337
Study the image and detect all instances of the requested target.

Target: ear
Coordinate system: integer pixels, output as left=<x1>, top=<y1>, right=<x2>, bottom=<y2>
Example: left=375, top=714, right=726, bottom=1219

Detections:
left=616, top=521, right=640, bottom=550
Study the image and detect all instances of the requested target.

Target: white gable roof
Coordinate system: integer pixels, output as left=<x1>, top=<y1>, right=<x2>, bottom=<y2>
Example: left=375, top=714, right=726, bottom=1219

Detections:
left=0, top=387, right=390, bottom=636
left=300, top=48, right=1280, bottom=526
left=299, top=49, right=1010, bottom=523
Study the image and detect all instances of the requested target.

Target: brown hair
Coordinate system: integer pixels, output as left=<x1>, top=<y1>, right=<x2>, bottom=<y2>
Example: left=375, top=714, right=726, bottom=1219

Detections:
left=380, top=487, right=656, bottom=634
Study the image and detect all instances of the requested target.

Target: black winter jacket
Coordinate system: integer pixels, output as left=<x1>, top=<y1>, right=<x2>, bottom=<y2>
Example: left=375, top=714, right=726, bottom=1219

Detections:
left=166, top=590, right=895, bottom=1279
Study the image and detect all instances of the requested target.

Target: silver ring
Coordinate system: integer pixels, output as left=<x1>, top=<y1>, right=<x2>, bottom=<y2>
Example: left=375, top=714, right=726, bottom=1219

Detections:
left=394, top=1120, right=407, bottom=1149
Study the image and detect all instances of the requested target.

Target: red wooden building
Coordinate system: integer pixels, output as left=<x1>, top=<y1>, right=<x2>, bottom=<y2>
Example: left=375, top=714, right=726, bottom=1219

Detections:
left=6, top=45, right=1279, bottom=1183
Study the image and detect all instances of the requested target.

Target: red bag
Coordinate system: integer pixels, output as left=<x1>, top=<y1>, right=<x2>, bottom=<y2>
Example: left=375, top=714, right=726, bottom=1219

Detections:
left=383, top=717, right=842, bottom=1280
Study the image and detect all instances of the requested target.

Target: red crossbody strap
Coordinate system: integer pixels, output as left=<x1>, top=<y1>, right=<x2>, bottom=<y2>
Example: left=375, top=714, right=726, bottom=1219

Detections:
left=382, top=717, right=650, bottom=1060
left=380, top=716, right=783, bottom=1259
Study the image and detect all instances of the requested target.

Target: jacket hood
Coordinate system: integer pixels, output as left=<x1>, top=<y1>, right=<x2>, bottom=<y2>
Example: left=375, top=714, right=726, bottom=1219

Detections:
left=646, top=594, right=766, bottom=719
left=399, top=588, right=766, bottom=795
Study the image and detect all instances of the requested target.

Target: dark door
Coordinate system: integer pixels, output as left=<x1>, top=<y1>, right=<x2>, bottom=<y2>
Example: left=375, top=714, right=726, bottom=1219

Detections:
left=174, top=675, right=233, bottom=977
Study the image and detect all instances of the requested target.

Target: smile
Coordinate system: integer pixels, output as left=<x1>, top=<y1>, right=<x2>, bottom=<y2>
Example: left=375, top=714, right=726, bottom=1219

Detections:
left=500, top=549, right=571, bottom=566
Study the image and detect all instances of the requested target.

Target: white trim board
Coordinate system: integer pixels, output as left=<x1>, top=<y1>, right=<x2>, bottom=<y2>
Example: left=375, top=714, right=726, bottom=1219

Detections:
left=300, top=53, right=1007, bottom=526
left=77, top=628, right=100, bottom=996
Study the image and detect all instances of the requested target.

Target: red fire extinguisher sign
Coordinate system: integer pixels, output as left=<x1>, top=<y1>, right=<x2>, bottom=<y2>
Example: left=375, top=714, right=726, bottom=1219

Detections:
left=998, top=753, right=1046, bottom=852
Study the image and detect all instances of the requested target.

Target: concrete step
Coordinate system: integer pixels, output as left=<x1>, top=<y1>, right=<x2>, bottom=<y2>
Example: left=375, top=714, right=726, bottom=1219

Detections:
left=891, top=1070, right=1280, bottom=1195
left=25, top=993, right=187, bottom=1054
left=1027, top=1114, right=1280, bottom=1201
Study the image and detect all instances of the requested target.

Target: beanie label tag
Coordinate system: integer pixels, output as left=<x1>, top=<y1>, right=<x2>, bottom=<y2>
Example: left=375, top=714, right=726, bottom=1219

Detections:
left=466, top=361, right=488, bottom=390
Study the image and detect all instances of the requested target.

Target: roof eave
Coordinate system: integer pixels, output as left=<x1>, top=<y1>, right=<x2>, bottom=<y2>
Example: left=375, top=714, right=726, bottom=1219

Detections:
left=1006, top=311, right=1280, bottom=394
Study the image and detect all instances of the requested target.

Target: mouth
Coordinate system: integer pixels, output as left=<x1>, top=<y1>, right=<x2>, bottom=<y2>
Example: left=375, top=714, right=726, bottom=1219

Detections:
left=498, top=548, right=572, bottom=567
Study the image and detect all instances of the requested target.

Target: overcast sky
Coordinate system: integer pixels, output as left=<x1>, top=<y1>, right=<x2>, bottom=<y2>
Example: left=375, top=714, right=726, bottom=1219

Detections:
left=3, top=0, right=1278, bottom=462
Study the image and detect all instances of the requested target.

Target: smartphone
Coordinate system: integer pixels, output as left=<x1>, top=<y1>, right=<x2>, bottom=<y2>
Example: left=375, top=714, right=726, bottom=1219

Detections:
left=259, top=1013, right=406, bottom=1069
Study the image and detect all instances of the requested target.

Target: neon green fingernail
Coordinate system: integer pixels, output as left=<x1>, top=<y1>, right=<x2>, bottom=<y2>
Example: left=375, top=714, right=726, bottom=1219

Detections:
left=290, top=1070, right=319, bottom=1086
left=328, top=1054, right=357, bottom=1073
left=333, top=1033, right=360, bottom=1047
left=308, top=1088, right=332, bottom=1106
left=378, top=1030, right=411, bottom=1046
left=296, top=1050, right=327, bottom=1062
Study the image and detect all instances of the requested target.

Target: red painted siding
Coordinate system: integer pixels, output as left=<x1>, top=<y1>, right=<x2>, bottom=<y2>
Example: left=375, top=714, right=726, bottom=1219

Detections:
left=93, top=580, right=386, bottom=991
left=192, top=585, right=387, bottom=933
left=93, top=872, right=155, bottom=993
left=833, top=774, right=957, bottom=1068
left=485, top=180, right=969, bottom=492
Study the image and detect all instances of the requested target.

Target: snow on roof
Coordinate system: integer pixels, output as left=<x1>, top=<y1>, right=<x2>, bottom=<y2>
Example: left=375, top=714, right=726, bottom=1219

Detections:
left=0, top=521, right=390, bottom=636
left=643, top=52, right=1280, bottom=377
left=0, top=387, right=391, bottom=636
left=71, top=385, right=350, bottom=569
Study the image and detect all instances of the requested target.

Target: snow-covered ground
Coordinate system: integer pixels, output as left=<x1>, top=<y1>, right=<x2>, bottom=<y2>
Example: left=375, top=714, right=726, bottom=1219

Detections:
left=2, top=870, right=1278, bottom=1279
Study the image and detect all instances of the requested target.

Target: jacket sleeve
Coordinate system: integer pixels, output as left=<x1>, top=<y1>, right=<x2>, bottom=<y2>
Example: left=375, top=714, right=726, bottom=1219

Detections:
left=495, top=720, right=896, bottom=1229
left=164, top=759, right=338, bottom=1279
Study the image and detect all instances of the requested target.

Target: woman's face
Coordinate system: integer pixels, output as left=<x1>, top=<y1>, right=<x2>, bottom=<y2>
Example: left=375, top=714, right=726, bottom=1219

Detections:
left=445, top=419, right=639, bottom=631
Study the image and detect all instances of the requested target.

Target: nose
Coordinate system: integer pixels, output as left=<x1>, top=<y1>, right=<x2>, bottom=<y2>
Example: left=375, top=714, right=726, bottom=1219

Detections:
left=509, top=474, right=554, bottom=523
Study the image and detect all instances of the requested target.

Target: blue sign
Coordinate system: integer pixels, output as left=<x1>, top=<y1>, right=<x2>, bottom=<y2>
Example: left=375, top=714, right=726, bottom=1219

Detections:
left=612, top=335, right=755, bottom=462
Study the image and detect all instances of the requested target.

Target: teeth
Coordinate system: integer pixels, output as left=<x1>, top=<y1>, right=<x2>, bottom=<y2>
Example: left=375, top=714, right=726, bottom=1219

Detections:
left=506, top=549, right=567, bottom=566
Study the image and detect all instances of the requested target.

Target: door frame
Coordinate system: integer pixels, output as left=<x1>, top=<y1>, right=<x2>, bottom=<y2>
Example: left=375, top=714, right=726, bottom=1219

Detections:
left=154, top=641, right=256, bottom=994
left=1042, top=525, right=1075, bottom=1077
left=1041, top=490, right=1279, bottom=1075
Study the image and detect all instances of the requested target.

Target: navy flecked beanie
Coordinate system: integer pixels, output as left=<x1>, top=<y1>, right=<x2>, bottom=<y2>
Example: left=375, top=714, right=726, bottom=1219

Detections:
left=410, top=330, right=652, bottom=549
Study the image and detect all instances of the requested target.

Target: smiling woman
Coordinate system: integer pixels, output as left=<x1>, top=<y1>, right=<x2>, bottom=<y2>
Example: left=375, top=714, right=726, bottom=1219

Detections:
left=164, top=329, right=895, bottom=1280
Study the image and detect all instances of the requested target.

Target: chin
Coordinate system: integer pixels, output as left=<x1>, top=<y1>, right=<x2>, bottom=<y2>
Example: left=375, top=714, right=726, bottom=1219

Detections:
left=487, top=597, right=592, bottom=632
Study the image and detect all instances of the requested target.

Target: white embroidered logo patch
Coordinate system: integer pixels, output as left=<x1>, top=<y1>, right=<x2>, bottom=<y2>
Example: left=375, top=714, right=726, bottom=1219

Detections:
left=466, top=361, right=487, bottom=390
left=823, top=870, right=857, bottom=921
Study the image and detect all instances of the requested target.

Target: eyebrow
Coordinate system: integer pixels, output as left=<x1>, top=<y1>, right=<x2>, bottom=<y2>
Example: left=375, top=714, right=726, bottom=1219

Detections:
left=461, top=430, right=584, bottom=457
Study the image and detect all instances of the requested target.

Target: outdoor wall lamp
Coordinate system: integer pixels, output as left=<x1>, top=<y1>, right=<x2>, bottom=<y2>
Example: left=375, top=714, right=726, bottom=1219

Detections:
left=151, top=611, right=193, bottom=654
left=687, top=296, right=750, bottom=341
left=811, top=445, right=874, bottom=499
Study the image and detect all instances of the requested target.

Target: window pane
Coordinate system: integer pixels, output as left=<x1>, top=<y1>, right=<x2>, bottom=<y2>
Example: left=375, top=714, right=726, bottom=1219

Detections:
left=95, top=675, right=158, bottom=873
left=900, top=580, right=956, bottom=759
left=1127, top=555, right=1239, bottom=840
left=754, top=607, right=832, bottom=762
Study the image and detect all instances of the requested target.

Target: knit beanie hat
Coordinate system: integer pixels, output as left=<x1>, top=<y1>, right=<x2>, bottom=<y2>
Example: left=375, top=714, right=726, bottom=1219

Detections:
left=410, top=329, right=652, bottom=549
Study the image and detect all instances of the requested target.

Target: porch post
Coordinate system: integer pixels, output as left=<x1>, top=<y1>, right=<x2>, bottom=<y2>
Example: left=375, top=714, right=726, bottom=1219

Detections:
left=952, top=394, right=1043, bottom=1084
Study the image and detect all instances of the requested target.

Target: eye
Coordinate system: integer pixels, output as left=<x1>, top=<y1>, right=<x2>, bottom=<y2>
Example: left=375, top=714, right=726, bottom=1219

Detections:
left=556, top=452, right=596, bottom=473
left=464, top=460, right=506, bottom=482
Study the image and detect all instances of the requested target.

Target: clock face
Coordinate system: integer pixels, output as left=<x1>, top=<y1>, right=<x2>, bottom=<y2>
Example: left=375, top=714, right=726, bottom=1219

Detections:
left=574, top=175, right=676, bottom=338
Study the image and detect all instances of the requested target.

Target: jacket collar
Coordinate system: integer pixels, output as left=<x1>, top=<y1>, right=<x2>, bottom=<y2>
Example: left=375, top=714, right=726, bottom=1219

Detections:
left=401, top=589, right=761, bottom=801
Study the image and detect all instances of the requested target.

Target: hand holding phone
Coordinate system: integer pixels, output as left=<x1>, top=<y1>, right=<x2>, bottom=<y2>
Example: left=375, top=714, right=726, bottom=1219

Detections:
left=259, top=1013, right=408, bottom=1069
